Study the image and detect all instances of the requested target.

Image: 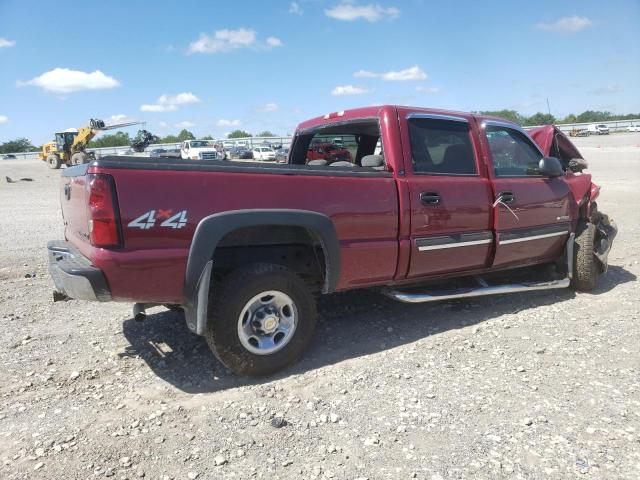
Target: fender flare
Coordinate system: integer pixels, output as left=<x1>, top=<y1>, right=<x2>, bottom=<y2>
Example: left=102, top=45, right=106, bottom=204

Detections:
left=182, top=209, right=340, bottom=334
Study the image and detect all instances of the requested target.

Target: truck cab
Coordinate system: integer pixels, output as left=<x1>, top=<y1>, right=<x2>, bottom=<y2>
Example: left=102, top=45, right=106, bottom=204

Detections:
left=180, top=140, right=220, bottom=160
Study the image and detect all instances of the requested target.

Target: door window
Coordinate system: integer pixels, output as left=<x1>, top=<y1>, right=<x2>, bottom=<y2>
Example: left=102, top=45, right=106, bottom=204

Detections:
left=408, top=118, right=477, bottom=175
left=485, top=125, right=543, bottom=177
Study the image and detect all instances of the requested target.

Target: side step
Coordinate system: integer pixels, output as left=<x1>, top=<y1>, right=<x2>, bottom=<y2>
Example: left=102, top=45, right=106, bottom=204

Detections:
left=384, top=277, right=570, bottom=304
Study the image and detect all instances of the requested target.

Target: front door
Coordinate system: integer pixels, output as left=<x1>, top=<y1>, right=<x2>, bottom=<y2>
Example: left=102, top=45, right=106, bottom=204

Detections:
left=402, top=113, right=494, bottom=278
left=482, top=121, right=571, bottom=268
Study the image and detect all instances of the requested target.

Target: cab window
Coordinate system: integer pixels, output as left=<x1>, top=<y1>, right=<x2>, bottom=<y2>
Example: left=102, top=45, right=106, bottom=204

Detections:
left=485, top=125, right=543, bottom=177
left=408, top=118, right=477, bottom=175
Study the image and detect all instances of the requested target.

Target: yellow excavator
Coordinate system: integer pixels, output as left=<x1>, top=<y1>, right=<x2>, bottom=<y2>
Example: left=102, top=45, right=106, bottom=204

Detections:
left=40, top=118, right=142, bottom=169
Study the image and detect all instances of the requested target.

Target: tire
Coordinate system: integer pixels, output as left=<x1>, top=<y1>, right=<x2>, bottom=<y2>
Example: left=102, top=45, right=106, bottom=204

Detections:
left=205, top=263, right=317, bottom=376
left=71, top=152, right=88, bottom=165
left=47, top=154, right=61, bottom=169
left=571, top=221, right=600, bottom=291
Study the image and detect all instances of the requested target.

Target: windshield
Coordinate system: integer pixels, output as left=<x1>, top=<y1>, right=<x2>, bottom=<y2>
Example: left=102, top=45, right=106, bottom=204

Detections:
left=189, top=141, right=211, bottom=148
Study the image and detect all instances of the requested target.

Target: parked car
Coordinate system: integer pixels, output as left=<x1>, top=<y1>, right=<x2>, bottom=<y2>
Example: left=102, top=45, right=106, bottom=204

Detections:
left=181, top=140, right=221, bottom=160
left=228, top=147, right=253, bottom=159
left=158, top=149, right=181, bottom=159
left=627, top=123, right=640, bottom=132
left=252, top=146, right=276, bottom=161
left=306, top=143, right=352, bottom=163
left=2, top=154, right=17, bottom=159
left=149, top=148, right=167, bottom=158
left=587, top=124, right=610, bottom=135
left=48, top=105, right=616, bottom=376
left=275, top=147, right=289, bottom=162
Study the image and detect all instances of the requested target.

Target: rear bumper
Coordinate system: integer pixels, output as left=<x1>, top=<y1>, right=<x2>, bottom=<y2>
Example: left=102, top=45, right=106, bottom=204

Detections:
left=47, top=240, right=111, bottom=301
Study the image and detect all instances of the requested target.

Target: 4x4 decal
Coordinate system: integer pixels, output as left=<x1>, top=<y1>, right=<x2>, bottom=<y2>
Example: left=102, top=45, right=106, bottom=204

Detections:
left=128, top=209, right=188, bottom=230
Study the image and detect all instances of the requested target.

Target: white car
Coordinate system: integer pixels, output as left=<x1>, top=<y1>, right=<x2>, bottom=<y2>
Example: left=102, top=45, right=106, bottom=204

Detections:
left=628, top=123, right=640, bottom=132
left=181, top=140, right=220, bottom=160
left=587, top=124, right=610, bottom=135
left=252, top=146, right=276, bottom=161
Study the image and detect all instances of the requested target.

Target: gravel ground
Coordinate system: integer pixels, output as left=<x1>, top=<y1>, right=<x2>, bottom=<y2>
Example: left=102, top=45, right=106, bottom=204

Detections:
left=0, top=134, right=638, bottom=480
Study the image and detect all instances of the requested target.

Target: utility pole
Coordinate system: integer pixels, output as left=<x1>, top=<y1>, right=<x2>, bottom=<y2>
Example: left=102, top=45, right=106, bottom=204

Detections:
left=546, top=98, right=552, bottom=117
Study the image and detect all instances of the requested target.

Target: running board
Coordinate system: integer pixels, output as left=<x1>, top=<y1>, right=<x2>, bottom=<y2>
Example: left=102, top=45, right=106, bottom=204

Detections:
left=384, top=278, right=570, bottom=304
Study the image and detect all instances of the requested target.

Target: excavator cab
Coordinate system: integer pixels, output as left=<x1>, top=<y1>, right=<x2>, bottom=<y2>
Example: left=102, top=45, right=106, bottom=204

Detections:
left=55, top=131, right=77, bottom=154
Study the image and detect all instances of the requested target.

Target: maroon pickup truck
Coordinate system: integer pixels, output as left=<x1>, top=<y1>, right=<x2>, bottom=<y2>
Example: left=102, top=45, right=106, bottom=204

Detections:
left=48, top=106, right=616, bottom=376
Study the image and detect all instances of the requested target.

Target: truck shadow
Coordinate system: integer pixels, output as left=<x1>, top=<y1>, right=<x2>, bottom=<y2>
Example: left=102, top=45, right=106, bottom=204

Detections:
left=120, top=265, right=635, bottom=394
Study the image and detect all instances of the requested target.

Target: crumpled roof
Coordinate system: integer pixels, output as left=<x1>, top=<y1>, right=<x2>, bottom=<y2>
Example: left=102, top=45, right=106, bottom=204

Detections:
left=527, top=125, right=583, bottom=161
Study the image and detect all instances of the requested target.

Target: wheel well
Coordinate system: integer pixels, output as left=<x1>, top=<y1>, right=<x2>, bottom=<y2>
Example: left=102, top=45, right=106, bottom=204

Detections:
left=212, top=225, right=327, bottom=292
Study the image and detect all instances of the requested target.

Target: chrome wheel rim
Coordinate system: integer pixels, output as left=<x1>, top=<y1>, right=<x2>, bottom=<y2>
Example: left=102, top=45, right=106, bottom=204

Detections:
left=237, top=290, right=298, bottom=355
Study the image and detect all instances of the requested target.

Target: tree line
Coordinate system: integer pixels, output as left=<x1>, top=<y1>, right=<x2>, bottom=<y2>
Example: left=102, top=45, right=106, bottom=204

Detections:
left=478, top=110, right=640, bottom=126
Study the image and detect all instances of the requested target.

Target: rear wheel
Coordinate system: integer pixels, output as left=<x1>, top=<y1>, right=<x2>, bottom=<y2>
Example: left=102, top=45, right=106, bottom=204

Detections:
left=71, top=152, right=88, bottom=165
left=571, top=221, right=600, bottom=291
left=205, top=263, right=317, bottom=376
left=47, top=154, right=61, bottom=169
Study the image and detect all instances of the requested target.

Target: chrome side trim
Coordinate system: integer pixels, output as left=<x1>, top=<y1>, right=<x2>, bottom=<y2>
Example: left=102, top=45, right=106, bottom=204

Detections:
left=418, top=238, right=491, bottom=251
left=567, top=232, right=575, bottom=279
left=385, top=278, right=570, bottom=304
left=407, top=113, right=469, bottom=123
left=500, top=231, right=568, bottom=245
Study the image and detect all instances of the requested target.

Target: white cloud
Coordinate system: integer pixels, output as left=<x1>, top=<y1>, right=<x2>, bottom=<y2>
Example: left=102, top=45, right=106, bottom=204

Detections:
left=416, top=86, right=440, bottom=93
left=536, top=15, right=592, bottom=33
left=217, top=119, right=241, bottom=127
left=266, top=36, right=283, bottom=48
left=331, top=85, right=374, bottom=96
left=140, top=92, right=201, bottom=112
left=188, top=28, right=257, bottom=54
left=0, top=38, right=16, bottom=48
left=257, top=102, right=279, bottom=112
left=108, top=114, right=136, bottom=124
left=289, top=2, right=303, bottom=15
left=18, top=68, right=120, bottom=93
left=0, top=115, right=8, bottom=124
left=176, top=121, right=196, bottom=128
left=353, top=69, right=378, bottom=78
left=587, top=85, right=623, bottom=95
left=158, top=121, right=169, bottom=129
left=325, top=2, right=400, bottom=22
left=353, top=65, right=427, bottom=81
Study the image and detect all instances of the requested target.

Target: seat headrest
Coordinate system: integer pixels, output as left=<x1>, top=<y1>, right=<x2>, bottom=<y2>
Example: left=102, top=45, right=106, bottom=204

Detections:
left=307, top=159, right=328, bottom=166
left=361, top=155, right=384, bottom=168
left=329, top=161, right=356, bottom=167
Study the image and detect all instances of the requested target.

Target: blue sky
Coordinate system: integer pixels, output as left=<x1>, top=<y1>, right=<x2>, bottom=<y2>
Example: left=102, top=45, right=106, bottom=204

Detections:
left=0, top=0, right=638, bottom=144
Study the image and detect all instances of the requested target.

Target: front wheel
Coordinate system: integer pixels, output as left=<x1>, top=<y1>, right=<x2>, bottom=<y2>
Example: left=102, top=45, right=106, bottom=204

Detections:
left=47, top=154, right=61, bottom=169
left=571, top=221, right=600, bottom=291
left=205, top=263, right=317, bottom=376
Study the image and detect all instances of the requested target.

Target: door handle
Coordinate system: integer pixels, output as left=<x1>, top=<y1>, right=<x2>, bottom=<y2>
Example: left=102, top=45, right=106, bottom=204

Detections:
left=497, top=191, right=515, bottom=204
left=420, top=192, right=440, bottom=205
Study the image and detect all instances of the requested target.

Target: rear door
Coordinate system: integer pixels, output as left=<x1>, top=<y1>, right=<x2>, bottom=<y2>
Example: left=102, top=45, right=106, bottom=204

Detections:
left=400, top=112, right=494, bottom=278
left=481, top=120, right=571, bottom=268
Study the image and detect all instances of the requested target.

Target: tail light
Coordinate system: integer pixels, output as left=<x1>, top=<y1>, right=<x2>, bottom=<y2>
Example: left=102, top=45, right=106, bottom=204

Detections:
left=87, top=173, right=122, bottom=248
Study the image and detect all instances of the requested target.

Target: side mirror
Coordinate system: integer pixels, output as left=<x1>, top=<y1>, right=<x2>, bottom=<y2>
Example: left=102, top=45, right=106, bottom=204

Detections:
left=539, top=156, right=564, bottom=178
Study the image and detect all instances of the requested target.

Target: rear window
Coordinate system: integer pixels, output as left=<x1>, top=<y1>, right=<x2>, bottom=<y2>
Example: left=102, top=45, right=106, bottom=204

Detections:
left=408, top=118, right=477, bottom=175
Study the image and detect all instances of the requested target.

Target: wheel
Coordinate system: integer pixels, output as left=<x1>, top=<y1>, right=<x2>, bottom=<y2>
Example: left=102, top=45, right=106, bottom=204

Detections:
left=71, top=152, right=88, bottom=165
left=205, top=263, right=317, bottom=376
left=47, top=154, right=61, bottom=169
left=571, top=221, right=600, bottom=291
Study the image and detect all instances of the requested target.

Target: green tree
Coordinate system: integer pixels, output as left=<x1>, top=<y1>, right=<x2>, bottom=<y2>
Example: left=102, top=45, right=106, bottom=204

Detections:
left=227, top=130, right=252, bottom=139
left=560, top=114, right=578, bottom=124
left=523, top=112, right=556, bottom=126
left=201, top=135, right=214, bottom=140
left=257, top=130, right=277, bottom=137
left=477, top=110, right=525, bottom=125
left=576, top=110, right=613, bottom=123
left=88, top=131, right=131, bottom=148
left=0, top=138, right=37, bottom=154
left=160, top=134, right=179, bottom=143
left=177, top=129, right=195, bottom=142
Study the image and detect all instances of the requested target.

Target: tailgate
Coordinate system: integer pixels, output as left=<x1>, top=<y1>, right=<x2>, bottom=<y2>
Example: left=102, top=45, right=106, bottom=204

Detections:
left=60, top=164, right=91, bottom=248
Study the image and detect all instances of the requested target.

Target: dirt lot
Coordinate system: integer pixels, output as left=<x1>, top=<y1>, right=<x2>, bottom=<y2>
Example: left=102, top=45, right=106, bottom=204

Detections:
left=1, top=134, right=638, bottom=480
